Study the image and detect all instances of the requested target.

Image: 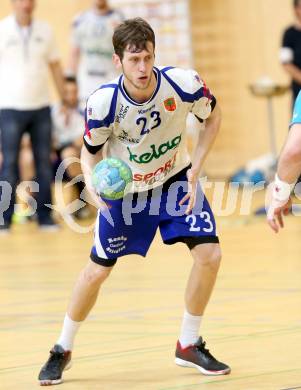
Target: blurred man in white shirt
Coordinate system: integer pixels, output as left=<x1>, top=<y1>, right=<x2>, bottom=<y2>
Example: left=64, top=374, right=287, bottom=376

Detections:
left=0, top=0, right=65, bottom=232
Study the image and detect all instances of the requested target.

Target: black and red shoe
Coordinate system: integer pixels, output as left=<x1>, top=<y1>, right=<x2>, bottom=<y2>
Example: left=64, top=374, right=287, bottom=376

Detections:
left=38, top=344, right=72, bottom=386
left=175, top=337, right=231, bottom=376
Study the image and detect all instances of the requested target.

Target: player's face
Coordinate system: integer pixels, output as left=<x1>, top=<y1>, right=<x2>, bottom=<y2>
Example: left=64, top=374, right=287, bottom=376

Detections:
left=12, top=0, right=35, bottom=17
left=119, top=42, right=155, bottom=91
left=63, top=82, right=78, bottom=108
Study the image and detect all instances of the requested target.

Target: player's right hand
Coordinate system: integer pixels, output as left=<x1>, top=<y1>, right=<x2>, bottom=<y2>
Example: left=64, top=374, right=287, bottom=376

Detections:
left=179, top=168, right=198, bottom=215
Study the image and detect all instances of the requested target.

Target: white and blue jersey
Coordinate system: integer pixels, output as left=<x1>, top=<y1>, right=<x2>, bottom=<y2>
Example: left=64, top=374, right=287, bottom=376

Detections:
left=84, top=66, right=215, bottom=192
left=84, top=66, right=218, bottom=263
left=71, top=9, right=123, bottom=104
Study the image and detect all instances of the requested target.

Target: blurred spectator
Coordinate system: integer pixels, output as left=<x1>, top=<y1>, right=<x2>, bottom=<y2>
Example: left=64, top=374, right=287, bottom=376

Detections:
left=52, top=76, right=90, bottom=219
left=68, top=0, right=123, bottom=110
left=280, top=0, right=301, bottom=104
left=0, top=0, right=65, bottom=232
left=0, top=133, right=35, bottom=224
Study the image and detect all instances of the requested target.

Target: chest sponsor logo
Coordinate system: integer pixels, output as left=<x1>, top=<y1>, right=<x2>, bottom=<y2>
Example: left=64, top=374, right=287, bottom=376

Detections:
left=133, top=152, right=178, bottom=187
left=138, top=104, right=155, bottom=115
left=115, top=104, right=129, bottom=123
left=117, top=130, right=140, bottom=144
left=164, top=97, right=177, bottom=112
left=127, top=135, right=181, bottom=164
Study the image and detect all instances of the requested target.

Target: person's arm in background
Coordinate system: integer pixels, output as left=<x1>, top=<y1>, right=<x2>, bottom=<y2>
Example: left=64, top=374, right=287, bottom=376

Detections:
left=283, top=63, right=301, bottom=84
left=277, top=124, right=301, bottom=183
left=267, top=92, right=301, bottom=232
left=67, top=45, right=80, bottom=77
left=49, top=61, right=65, bottom=101
left=46, top=23, right=65, bottom=101
left=267, top=124, right=301, bottom=233
left=66, top=16, right=81, bottom=76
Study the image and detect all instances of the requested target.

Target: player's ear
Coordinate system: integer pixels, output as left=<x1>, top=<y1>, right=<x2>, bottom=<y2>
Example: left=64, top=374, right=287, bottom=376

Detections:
left=113, top=54, right=122, bottom=70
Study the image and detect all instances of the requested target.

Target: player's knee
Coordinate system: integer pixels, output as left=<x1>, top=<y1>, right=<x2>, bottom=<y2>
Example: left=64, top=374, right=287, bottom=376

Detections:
left=82, top=262, right=113, bottom=286
left=194, top=245, right=222, bottom=270
left=209, top=246, right=222, bottom=269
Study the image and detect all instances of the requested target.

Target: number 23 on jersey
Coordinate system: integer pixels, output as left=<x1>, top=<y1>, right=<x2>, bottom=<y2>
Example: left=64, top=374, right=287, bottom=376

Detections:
left=136, top=111, right=161, bottom=135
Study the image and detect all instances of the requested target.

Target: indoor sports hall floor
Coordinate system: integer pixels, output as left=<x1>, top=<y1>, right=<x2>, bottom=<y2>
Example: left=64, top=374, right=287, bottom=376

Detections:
left=1, top=190, right=301, bottom=390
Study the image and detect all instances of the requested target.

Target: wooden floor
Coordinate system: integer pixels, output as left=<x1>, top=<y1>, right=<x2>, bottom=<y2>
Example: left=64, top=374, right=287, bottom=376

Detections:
left=1, top=192, right=301, bottom=390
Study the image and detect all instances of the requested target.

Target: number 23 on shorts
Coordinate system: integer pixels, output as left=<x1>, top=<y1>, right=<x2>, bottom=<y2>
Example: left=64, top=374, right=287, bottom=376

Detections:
left=185, top=211, right=214, bottom=233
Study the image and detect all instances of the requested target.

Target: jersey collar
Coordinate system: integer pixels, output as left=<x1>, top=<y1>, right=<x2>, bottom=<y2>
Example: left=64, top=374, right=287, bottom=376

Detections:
left=118, top=66, right=161, bottom=106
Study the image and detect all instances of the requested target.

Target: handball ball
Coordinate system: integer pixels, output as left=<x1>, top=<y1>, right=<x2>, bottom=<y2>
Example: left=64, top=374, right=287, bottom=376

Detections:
left=92, top=157, right=133, bottom=200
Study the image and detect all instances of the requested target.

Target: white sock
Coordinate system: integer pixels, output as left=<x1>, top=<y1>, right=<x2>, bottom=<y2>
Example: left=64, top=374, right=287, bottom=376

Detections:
left=57, top=314, right=82, bottom=351
left=179, top=310, right=202, bottom=348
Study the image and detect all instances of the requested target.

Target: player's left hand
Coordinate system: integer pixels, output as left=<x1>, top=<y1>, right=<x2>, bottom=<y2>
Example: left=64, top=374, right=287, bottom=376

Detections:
left=267, top=197, right=291, bottom=233
left=179, top=168, right=199, bottom=215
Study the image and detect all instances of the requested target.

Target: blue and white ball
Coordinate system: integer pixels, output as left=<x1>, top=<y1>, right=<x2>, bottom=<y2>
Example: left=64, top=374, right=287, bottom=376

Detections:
left=92, top=157, right=133, bottom=200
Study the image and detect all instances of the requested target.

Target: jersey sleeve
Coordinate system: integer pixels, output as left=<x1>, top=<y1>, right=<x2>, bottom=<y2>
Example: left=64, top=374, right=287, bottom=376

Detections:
left=83, top=86, right=118, bottom=154
left=188, top=70, right=216, bottom=121
left=280, top=28, right=294, bottom=64
left=162, top=67, right=216, bottom=122
left=290, top=91, right=301, bottom=127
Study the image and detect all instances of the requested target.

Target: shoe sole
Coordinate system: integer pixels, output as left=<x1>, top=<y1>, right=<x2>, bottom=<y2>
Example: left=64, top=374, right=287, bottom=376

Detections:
left=39, top=361, right=72, bottom=386
left=175, top=357, right=231, bottom=376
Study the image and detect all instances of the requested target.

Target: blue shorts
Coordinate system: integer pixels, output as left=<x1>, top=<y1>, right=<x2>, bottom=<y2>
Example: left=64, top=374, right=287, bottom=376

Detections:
left=90, top=166, right=218, bottom=266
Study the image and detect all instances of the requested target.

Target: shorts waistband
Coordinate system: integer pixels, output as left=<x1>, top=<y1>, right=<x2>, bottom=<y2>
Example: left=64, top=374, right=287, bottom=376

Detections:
left=132, top=164, right=191, bottom=198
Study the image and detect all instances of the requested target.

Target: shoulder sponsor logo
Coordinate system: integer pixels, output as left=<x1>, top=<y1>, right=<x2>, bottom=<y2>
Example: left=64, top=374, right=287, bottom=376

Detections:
left=127, top=135, right=181, bottom=164
left=164, top=97, right=177, bottom=112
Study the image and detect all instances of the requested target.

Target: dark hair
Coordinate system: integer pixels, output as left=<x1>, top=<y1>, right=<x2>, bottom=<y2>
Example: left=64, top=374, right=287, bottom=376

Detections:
left=64, top=75, right=77, bottom=84
left=112, top=17, right=155, bottom=60
left=294, top=0, right=301, bottom=7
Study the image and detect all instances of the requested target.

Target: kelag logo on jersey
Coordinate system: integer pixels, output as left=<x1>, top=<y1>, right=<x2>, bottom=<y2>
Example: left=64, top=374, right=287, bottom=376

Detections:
left=127, top=135, right=181, bottom=164
left=164, top=97, right=177, bottom=112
